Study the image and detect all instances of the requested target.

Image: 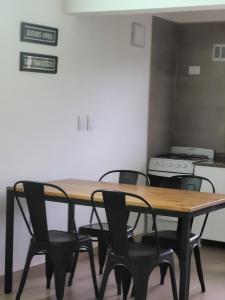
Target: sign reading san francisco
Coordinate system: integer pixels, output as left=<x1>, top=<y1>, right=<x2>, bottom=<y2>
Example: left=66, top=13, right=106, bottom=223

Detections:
left=20, top=52, right=58, bottom=74
left=20, top=22, right=58, bottom=46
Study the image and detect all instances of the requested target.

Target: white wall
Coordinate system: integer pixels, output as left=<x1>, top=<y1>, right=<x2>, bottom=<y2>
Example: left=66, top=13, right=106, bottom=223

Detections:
left=64, top=0, right=225, bottom=14
left=0, top=1, right=151, bottom=274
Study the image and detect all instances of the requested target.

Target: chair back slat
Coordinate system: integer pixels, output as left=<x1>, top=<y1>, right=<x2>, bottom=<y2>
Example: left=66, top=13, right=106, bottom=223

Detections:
left=119, top=172, right=138, bottom=185
left=180, top=177, right=202, bottom=191
left=23, top=181, right=49, bottom=241
left=99, top=170, right=150, bottom=186
left=102, top=191, right=129, bottom=256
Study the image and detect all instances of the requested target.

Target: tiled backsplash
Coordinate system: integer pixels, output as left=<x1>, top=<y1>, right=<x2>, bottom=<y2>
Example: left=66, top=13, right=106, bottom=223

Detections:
left=173, top=21, right=225, bottom=153
left=148, top=17, right=225, bottom=155
left=147, top=17, right=177, bottom=158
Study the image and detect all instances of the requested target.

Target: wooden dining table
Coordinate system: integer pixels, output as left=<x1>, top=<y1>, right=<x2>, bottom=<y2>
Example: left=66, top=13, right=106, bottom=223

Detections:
left=4, top=178, right=225, bottom=300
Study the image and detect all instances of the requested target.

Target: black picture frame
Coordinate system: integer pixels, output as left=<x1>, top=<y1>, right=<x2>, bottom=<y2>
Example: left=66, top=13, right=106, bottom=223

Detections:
left=19, top=52, right=58, bottom=74
left=20, top=22, right=58, bottom=46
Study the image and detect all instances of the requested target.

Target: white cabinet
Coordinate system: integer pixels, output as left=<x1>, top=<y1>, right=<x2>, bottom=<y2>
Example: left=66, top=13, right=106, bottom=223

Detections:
left=193, top=165, right=225, bottom=242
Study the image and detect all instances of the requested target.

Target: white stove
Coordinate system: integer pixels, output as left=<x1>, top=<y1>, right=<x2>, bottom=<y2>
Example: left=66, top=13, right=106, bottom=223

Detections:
left=148, top=147, right=214, bottom=179
left=146, top=146, right=214, bottom=228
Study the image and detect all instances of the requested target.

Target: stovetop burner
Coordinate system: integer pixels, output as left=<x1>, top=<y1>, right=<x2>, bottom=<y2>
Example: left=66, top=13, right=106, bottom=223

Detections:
left=157, top=153, right=209, bottom=161
left=148, top=147, right=214, bottom=175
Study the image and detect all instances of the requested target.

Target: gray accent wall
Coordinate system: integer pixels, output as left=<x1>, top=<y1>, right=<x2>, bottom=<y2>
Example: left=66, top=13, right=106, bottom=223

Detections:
left=148, top=18, right=225, bottom=157
left=173, top=22, right=225, bottom=153
left=147, top=17, right=177, bottom=158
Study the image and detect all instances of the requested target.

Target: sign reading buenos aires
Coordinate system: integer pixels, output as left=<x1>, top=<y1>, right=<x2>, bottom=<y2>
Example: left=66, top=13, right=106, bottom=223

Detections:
left=20, top=52, right=58, bottom=74
left=20, top=22, right=58, bottom=46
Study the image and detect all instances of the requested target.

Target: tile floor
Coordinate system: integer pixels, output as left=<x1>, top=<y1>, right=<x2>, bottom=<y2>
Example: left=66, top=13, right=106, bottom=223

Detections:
left=1, top=245, right=225, bottom=300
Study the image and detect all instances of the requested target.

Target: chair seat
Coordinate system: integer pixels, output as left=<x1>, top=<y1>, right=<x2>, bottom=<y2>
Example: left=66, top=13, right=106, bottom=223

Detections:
left=142, top=230, right=199, bottom=246
left=79, top=223, right=133, bottom=237
left=127, top=241, right=173, bottom=259
left=48, top=230, right=91, bottom=244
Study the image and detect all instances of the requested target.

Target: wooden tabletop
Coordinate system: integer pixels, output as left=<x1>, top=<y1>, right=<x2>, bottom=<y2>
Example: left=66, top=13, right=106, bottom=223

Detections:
left=45, top=178, right=225, bottom=213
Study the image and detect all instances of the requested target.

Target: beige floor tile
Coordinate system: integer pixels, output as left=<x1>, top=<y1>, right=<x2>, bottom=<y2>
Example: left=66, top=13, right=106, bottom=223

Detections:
left=1, top=245, right=225, bottom=299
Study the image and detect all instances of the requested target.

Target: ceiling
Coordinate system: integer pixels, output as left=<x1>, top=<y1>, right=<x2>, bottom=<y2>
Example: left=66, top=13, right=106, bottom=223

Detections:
left=155, top=9, right=225, bottom=23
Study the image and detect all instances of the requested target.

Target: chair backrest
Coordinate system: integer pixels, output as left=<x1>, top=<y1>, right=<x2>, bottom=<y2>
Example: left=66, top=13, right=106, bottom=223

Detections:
left=13, top=181, right=77, bottom=242
left=160, top=175, right=215, bottom=235
left=91, top=189, right=159, bottom=257
left=160, top=175, right=215, bottom=193
left=99, top=169, right=150, bottom=186
left=89, top=170, right=150, bottom=227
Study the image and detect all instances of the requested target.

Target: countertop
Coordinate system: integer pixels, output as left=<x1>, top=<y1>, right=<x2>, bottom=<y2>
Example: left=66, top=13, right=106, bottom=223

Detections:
left=194, top=159, right=225, bottom=168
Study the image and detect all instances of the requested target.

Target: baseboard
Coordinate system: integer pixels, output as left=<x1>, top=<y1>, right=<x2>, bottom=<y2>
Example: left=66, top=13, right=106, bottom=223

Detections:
left=0, top=263, right=44, bottom=287
left=201, top=239, right=225, bottom=248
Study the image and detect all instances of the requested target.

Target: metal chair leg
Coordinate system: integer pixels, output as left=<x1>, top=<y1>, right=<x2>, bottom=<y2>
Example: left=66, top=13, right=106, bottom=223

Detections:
left=194, top=245, right=206, bottom=292
left=15, top=244, right=34, bottom=300
left=98, top=237, right=107, bottom=274
left=45, top=254, right=54, bottom=289
left=67, top=252, right=79, bottom=287
left=98, top=257, right=113, bottom=300
left=160, top=263, right=168, bottom=285
left=168, top=261, right=178, bottom=300
left=120, top=267, right=132, bottom=300
left=88, top=244, right=99, bottom=298
left=51, top=249, right=72, bottom=300
left=132, top=272, right=149, bottom=300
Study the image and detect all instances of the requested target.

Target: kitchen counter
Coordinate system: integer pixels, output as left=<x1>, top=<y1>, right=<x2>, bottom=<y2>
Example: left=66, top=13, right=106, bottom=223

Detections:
left=194, top=162, right=225, bottom=242
left=194, top=159, right=225, bottom=168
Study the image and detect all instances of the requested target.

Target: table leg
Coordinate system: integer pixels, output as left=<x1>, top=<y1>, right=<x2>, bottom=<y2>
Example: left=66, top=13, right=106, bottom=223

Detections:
left=67, top=203, right=75, bottom=232
left=179, top=215, right=192, bottom=300
left=67, top=203, right=75, bottom=273
left=4, top=189, right=14, bottom=293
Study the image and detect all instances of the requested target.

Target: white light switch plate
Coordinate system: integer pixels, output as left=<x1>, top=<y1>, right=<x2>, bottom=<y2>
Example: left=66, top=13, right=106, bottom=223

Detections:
left=77, top=116, right=86, bottom=131
left=87, top=115, right=94, bottom=131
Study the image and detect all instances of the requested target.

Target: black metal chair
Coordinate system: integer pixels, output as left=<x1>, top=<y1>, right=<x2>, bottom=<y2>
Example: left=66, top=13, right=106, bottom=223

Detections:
left=13, top=181, right=98, bottom=300
left=142, top=175, right=215, bottom=293
left=91, top=189, right=178, bottom=300
left=77, top=170, right=150, bottom=276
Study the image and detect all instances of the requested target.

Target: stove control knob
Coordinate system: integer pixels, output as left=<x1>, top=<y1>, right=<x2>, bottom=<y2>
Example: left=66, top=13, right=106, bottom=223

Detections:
left=183, top=163, right=187, bottom=169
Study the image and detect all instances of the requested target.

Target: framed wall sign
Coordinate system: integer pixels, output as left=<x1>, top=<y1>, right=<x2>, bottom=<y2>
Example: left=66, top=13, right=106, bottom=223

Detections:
left=20, top=52, right=58, bottom=74
left=20, top=22, right=58, bottom=46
